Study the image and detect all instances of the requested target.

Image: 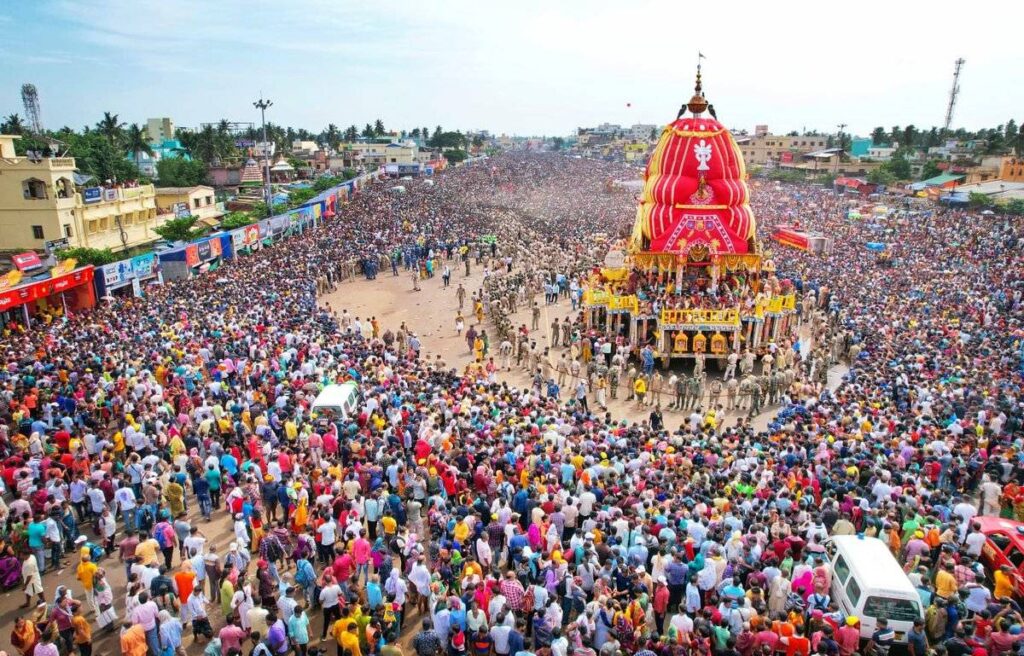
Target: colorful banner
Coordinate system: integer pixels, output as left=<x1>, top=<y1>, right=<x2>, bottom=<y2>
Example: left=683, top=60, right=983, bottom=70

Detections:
left=51, top=258, right=78, bottom=277
left=770, top=226, right=810, bottom=252
left=131, top=253, right=156, bottom=278
left=0, top=270, right=23, bottom=291
left=209, top=237, right=222, bottom=258
left=245, top=225, right=260, bottom=245
left=102, top=188, right=118, bottom=201
left=197, top=239, right=212, bottom=261
left=101, top=260, right=132, bottom=286
left=185, top=244, right=200, bottom=267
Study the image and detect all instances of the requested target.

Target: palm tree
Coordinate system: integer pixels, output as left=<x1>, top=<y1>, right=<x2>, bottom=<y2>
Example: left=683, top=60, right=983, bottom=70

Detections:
left=2, top=113, right=25, bottom=134
left=124, top=123, right=155, bottom=171
left=344, top=125, right=358, bottom=142
left=214, top=119, right=237, bottom=161
left=373, top=119, right=386, bottom=137
left=195, top=124, right=218, bottom=163
left=324, top=123, right=340, bottom=149
left=97, top=111, right=125, bottom=146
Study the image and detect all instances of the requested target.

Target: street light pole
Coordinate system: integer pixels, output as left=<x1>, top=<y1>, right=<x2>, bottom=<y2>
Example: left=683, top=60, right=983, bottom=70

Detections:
left=253, top=97, right=273, bottom=212
left=835, top=123, right=847, bottom=175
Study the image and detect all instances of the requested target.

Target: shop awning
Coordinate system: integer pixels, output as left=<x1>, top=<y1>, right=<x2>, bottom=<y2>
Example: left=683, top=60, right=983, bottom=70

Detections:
left=11, top=252, right=43, bottom=271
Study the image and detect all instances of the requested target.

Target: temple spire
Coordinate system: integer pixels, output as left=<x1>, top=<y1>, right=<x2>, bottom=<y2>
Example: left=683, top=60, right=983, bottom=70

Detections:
left=687, top=58, right=709, bottom=117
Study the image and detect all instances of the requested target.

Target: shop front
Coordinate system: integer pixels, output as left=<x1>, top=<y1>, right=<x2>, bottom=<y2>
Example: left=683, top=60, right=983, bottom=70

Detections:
left=158, top=235, right=226, bottom=281
left=97, top=253, right=161, bottom=298
left=0, top=266, right=96, bottom=329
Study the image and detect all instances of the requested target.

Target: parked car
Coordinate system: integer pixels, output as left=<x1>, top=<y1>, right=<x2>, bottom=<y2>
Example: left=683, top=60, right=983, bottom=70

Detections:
left=976, top=516, right=1024, bottom=597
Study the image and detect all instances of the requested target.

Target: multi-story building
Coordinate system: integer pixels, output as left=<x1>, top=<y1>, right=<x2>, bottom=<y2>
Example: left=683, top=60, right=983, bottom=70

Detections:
left=146, top=117, right=175, bottom=143
left=628, top=123, right=657, bottom=141
left=734, top=132, right=830, bottom=166
left=0, top=135, right=161, bottom=253
left=154, top=186, right=223, bottom=226
left=291, top=140, right=319, bottom=158
left=999, top=157, right=1024, bottom=183
left=338, top=140, right=419, bottom=167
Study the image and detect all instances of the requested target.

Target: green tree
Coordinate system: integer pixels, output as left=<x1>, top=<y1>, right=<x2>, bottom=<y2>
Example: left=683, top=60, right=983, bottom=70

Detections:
left=1, top=113, right=25, bottom=134
left=924, top=127, right=941, bottom=149
left=422, top=127, right=430, bottom=142
left=888, top=154, right=911, bottom=180
left=287, top=188, right=317, bottom=208
left=410, top=128, right=421, bottom=139
left=67, top=132, right=142, bottom=182
left=156, top=157, right=207, bottom=186
left=220, top=211, right=256, bottom=229
left=919, top=160, right=943, bottom=180
left=870, top=127, right=886, bottom=145
left=1004, top=198, right=1024, bottom=215
left=472, top=135, right=484, bottom=148
left=1013, top=124, right=1024, bottom=156
left=344, top=125, right=358, bottom=142
left=96, top=111, right=125, bottom=146
left=902, top=125, right=918, bottom=149
left=324, top=123, right=340, bottom=149
left=124, top=123, right=155, bottom=171
left=432, top=126, right=442, bottom=143
left=361, top=124, right=375, bottom=138
left=867, top=167, right=896, bottom=186
left=444, top=149, right=468, bottom=163
left=1005, top=119, right=1019, bottom=146
left=53, top=246, right=118, bottom=266
left=889, top=125, right=901, bottom=147
left=551, top=137, right=565, bottom=151
left=968, top=192, right=991, bottom=208
left=373, top=119, right=386, bottom=136
left=214, top=119, right=237, bottom=160
left=154, top=216, right=203, bottom=242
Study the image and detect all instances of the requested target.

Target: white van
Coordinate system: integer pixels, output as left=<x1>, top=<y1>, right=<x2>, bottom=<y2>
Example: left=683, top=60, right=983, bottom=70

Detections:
left=311, top=382, right=360, bottom=420
left=828, top=535, right=924, bottom=644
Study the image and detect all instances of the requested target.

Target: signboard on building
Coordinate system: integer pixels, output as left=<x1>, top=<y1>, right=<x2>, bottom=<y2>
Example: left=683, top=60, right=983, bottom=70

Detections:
left=103, top=188, right=118, bottom=201
left=131, top=253, right=156, bottom=278
left=173, top=202, right=191, bottom=218
left=83, top=187, right=102, bottom=203
left=44, top=238, right=69, bottom=254
left=12, top=252, right=43, bottom=271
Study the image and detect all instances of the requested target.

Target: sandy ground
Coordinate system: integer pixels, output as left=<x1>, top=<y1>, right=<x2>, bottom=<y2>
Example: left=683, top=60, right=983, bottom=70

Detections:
left=0, top=262, right=847, bottom=655
left=319, top=261, right=848, bottom=432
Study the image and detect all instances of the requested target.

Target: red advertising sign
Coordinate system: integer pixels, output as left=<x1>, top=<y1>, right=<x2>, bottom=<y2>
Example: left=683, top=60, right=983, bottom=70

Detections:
left=12, top=252, right=42, bottom=271
left=210, top=237, right=222, bottom=258
left=0, top=266, right=93, bottom=312
left=185, top=244, right=200, bottom=267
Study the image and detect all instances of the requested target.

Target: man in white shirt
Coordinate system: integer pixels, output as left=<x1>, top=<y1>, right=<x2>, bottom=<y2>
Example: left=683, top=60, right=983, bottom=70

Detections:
left=114, top=483, right=138, bottom=532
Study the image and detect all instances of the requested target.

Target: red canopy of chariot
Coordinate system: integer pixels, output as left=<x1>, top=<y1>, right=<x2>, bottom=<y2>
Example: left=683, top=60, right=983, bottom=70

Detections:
left=630, top=68, right=757, bottom=258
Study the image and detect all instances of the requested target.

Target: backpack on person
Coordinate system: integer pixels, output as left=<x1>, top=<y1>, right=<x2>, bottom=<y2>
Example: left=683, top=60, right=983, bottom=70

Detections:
left=154, top=521, right=175, bottom=549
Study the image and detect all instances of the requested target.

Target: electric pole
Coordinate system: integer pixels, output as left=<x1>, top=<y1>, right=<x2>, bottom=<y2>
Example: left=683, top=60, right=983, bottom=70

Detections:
left=835, top=123, right=847, bottom=174
left=253, top=96, right=274, bottom=211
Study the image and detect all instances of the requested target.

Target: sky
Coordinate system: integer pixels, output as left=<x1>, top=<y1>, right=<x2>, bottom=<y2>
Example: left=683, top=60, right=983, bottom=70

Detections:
left=0, top=0, right=1022, bottom=139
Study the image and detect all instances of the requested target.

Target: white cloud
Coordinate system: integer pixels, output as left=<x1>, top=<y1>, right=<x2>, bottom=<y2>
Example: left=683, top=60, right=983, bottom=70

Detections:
left=10, top=0, right=1024, bottom=136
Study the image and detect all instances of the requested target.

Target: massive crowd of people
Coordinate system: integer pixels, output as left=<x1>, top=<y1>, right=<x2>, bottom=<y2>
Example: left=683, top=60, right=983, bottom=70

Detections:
left=1, top=151, right=1023, bottom=656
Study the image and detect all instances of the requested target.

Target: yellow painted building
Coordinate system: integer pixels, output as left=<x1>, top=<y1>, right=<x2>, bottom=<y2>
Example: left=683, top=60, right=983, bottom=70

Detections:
left=154, top=186, right=223, bottom=225
left=0, top=135, right=162, bottom=253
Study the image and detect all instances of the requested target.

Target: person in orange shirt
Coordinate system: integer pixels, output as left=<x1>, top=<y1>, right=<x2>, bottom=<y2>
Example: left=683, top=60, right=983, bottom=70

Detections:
left=174, top=561, right=196, bottom=621
left=783, top=624, right=811, bottom=656
left=120, top=622, right=148, bottom=656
